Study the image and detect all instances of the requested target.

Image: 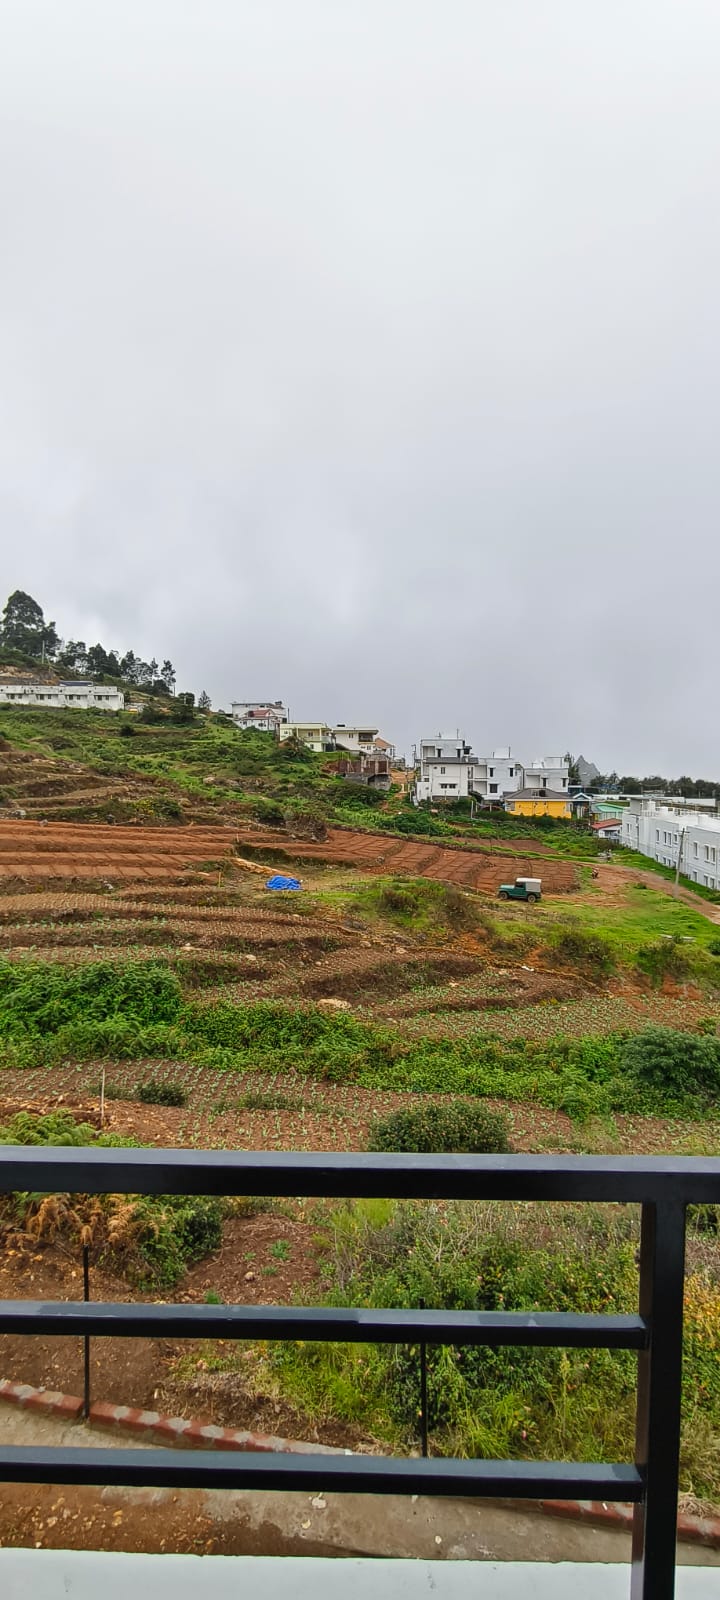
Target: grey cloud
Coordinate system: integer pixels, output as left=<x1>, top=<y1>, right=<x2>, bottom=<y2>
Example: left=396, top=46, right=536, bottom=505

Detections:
left=2, top=1, right=720, bottom=770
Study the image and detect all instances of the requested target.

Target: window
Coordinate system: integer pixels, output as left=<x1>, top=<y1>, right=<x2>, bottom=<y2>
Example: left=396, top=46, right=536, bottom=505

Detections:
left=436, top=749, right=441, bottom=758
left=705, top=846, right=711, bottom=861
left=440, top=766, right=446, bottom=774
left=656, top=830, right=660, bottom=843
left=509, top=767, right=514, bottom=777
left=489, top=783, right=498, bottom=794
left=712, top=848, right=717, bottom=865
left=489, top=767, right=494, bottom=777
left=694, top=842, right=699, bottom=858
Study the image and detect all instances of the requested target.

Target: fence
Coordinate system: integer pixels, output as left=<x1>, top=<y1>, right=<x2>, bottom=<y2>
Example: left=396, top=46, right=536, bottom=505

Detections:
left=1, top=1147, right=719, bottom=1599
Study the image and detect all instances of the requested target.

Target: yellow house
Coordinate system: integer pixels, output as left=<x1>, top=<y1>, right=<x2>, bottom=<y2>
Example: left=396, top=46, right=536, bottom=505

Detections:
left=504, top=787, right=572, bottom=819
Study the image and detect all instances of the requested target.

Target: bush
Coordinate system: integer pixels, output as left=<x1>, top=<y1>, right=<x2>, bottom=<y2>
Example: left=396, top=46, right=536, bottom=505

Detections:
left=551, top=928, right=615, bottom=979
left=0, top=1109, right=100, bottom=1146
left=709, top=939, right=720, bottom=957
left=369, top=1101, right=511, bottom=1154
left=135, top=1079, right=187, bottom=1107
left=250, top=797, right=286, bottom=827
left=0, top=959, right=182, bottom=1037
left=620, top=1027, right=720, bottom=1104
left=379, top=808, right=446, bottom=837
left=635, top=938, right=691, bottom=986
left=377, top=884, right=422, bottom=918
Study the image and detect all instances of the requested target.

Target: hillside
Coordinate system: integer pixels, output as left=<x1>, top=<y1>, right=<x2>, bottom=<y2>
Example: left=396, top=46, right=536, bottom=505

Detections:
left=0, top=703, right=595, bottom=845
left=2, top=707, right=720, bottom=1508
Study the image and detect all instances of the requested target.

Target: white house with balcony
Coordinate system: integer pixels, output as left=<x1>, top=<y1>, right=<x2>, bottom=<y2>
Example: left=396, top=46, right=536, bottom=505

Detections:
left=414, top=737, right=569, bottom=806
left=231, top=700, right=288, bottom=731
left=277, top=720, right=335, bottom=753
left=522, top=755, right=570, bottom=792
left=621, top=798, right=720, bottom=887
left=0, top=679, right=124, bottom=711
left=332, top=724, right=380, bottom=755
left=469, top=747, right=523, bottom=801
left=414, top=733, right=476, bottom=802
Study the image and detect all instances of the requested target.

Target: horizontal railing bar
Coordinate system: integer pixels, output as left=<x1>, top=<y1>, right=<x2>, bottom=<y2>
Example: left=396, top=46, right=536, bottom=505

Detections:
left=1, top=1147, right=720, bottom=1202
left=0, top=1446, right=644, bottom=1500
left=0, top=1301, right=649, bottom=1349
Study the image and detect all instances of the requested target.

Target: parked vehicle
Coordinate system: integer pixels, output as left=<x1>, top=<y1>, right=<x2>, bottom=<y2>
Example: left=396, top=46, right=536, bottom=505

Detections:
left=497, top=876, right=542, bottom=904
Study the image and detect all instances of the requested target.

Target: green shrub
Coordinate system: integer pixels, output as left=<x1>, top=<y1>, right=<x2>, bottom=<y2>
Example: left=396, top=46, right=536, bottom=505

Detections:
left=377, top=884, right=422, bottom=918
left=635, top=938, right=691, bottom=986
left=551, top=928, right=615, bottom=979
left=0, top=959, right=182, bottom=1037
left=370, top=1101, right=511, bottom=1154
left=620, top=1027, right=720, bottom=1103
left=709, top=939, right=720, bottom=957
left=237, top=1090, right=306, bottom=1112
left=135, top=1079, right=187, bottom=1107
left=379, top=808, right=446, bottom=837
left=0, top=1109, right=101, bottom=1146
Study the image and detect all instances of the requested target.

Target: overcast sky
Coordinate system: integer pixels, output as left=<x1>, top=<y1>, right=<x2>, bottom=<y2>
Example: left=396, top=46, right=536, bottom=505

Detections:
left=2, top=2, right=719, bottom=772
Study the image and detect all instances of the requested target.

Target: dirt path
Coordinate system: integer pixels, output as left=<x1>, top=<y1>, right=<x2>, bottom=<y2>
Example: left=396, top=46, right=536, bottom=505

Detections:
left=0, top=1403, right=717, bottom=1566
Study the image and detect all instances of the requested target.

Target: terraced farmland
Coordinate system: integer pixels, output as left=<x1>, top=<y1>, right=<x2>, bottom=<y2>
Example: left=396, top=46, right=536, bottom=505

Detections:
left=233, top=823, right=580, bottom=894
left=0, top=820, right=237, bottom=883
left=0, top=819, right=580, bottom=896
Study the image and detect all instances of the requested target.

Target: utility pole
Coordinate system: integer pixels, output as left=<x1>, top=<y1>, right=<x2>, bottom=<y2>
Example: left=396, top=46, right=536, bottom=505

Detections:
left=674, top=827, right=686, bottom=898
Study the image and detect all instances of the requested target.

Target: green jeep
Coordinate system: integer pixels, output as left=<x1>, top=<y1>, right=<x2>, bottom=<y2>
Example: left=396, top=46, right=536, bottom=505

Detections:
left=498, top=877, right=542, bottom=904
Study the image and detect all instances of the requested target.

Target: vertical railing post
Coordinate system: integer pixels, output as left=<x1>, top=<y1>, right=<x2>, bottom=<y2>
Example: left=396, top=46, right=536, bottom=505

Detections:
left=82, top=1244, right=91, bottom=1421
left=419, top=1342, right=429, bottom=1458
left=631, top=1198, right=686, bottom=1600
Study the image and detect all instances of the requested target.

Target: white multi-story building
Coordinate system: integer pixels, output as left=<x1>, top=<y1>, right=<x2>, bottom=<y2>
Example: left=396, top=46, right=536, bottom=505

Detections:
left=414, top=737, right=568, bottom=806
left=332, top=725, right=380, bottom=755
left=621, top=798, right=720, bottom=888
left=231, top=700, right=288, bottom=731
left=414, top=734, right=475, bottom=803
left=522, top=756, right=570, bottom=793
left=468, top=747, right=522, bottom=802
left=0, top=680, right=124, bottom=712
left=277, top=721, right=335, bottom=753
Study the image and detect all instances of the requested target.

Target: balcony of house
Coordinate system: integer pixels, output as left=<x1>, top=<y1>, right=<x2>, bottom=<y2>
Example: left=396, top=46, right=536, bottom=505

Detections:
left=0, top=1146, right=719, bottom=1599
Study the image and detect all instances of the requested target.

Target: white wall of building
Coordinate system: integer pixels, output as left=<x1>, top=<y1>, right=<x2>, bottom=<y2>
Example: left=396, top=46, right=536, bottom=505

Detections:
left=277, top=722, right=334, bottom=753
left=470, top=748, right=522, bottom=800
left=523, top=757, right=570, bottom=791
left=414, top=736, right=567, bottom=806
left=333, top=726, right=379, bottom=755
left=0, top=681, right=124, bottom=711
left=231, top=701, right=288, bottom=731
left=415, top=733, right=474, bottom=802
left=622, top=800, right=720, bottom=888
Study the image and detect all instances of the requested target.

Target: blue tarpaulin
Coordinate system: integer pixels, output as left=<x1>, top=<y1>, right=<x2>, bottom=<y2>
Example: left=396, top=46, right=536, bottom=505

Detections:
left=266, top=874, right=302, bottom=891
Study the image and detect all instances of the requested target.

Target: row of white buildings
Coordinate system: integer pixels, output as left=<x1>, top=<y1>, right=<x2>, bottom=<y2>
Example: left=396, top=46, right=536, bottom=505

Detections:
left=414, top=735, right=570, bottom=807
left=621, top=798, right=720, bottom=890
left=230, top=702, right=395, bottom=759
left=0, top=679, right=125, bottom=712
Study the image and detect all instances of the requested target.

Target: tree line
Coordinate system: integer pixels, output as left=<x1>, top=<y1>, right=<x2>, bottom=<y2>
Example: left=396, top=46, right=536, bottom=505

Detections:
left=566, top=752, right=720, bottom=801
left=0, top=590, right=177, bottom=697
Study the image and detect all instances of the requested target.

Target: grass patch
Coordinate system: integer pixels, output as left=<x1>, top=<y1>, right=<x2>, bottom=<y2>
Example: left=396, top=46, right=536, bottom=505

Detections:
left=262, top=1197, right=720, bottom=1500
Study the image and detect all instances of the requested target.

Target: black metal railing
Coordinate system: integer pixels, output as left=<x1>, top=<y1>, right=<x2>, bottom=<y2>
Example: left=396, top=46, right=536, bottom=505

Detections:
left=1, top=1147, right=719, bottom=1600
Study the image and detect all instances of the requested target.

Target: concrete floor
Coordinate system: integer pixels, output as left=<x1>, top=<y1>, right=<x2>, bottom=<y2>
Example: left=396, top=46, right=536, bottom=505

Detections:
left=2, top=1551, right=720, bottom=1599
